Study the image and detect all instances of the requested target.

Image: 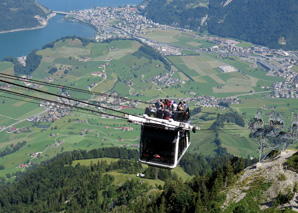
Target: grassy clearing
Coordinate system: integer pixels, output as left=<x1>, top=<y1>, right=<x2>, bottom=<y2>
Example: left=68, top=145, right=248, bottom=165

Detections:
left=179, top=72, right=191, bottom=81
left=189, top=131, right=217, bottom=156
left=168, top=56, right=199, bottom=77
left=72, top=157, right=119, bottom=167
left=72, top=157, right=191, bottom=183
left=139, top=29, right=180, bottom=43
left=181, top=55, right=224, bottom=76
left=106, top=171, right=165, bottom=187
left=0, top=61, right=13, bottom=71
left=187, top=41, right=202, bottom=47
left=219, top=132, right=259, bottom=158
left=291, top=65, right=298, bottom=73
left=236, top=41, right=254, bottom=48
left=0, top=95, right=41, bottom=120
left=92, top=72, right=118, bottom=93
left=209, top=74, right=225, bottom=84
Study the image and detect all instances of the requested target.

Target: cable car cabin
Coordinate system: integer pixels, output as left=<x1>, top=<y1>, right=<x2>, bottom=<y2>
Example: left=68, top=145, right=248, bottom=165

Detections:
left=139, top=124, right=190, bottom=169
left=126, top=109, right=198, bottom=169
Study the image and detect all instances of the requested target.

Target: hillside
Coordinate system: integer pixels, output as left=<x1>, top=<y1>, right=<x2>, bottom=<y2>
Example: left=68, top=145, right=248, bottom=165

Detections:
left=0, top=0, right=49, bottom=32
left=0, top=147, right=254, bottom=212
left=0, top=34, right=292, bottom=178
left=223, top=150, right=298, bottom=211
left=140, top=0, right=298, bottom=50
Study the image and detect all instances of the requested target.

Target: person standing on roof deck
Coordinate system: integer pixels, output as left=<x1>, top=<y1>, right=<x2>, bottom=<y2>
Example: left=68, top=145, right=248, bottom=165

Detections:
left=170, top=100, right=174, bottom=110
left=172, top=101, right=178, bottom=111
left=183, top=101, right=189, bottom=111
left=163, top=99, right=168, bottom=109
left=178, top=102, right=184, bottom=111
left=166, top=99, right=170, bottom=109
left=155, top=99, right=161, bottom=109
left=160, top=99, right=164, bottom=109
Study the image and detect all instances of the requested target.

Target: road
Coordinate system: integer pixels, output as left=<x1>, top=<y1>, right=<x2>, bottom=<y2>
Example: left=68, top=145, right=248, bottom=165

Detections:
left=234, top=90, right=274, bottom=97
left=0, top=109, right=48, bottom=133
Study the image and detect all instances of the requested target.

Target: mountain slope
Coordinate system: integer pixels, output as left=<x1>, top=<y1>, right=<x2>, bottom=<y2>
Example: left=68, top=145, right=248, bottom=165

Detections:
left=140, top=0, right=298, bottom=50
left=223, top=150, right=298, bottom=211
left=207, top=0, right=298, bottom=50
left=0, top=0, right=49, bottom=32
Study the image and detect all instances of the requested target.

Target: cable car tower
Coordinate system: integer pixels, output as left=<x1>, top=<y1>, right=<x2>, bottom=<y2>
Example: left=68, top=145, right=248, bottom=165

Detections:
left=249, top=109, right=298, bottom=162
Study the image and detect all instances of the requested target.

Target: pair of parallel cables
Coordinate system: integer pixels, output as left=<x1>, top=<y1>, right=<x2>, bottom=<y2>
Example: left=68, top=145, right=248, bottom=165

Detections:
left=0, top=73, right=246, bottom=131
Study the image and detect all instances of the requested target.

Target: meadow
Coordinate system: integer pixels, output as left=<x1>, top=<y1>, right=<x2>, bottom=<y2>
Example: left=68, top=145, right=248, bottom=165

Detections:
left=139, top=29, right=215, bottom=49
left=72, top=157, right=191, bottom=184
left=0, top=35, right=297, bottom=178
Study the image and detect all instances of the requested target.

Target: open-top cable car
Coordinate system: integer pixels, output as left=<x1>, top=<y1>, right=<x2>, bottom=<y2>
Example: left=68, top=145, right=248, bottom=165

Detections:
left=126, top=107, right=199, bottom=169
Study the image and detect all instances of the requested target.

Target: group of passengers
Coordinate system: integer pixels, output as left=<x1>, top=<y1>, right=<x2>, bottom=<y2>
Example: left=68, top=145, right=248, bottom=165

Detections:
left=149, top=99, right=189, bottom=121
left=154, top=99, right=188, bottom=112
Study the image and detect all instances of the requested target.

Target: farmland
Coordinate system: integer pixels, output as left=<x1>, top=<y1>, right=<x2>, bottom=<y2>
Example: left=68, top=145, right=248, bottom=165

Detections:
left=0, top=33, right=297, bottom=178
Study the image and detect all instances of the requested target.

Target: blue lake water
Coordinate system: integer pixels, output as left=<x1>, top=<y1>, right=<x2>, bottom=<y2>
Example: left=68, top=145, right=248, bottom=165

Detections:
left=0, top=0, right=143, bottom=60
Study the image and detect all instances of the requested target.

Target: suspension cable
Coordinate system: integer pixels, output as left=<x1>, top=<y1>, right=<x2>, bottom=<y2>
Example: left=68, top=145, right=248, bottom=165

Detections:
left=0, top=78, right=134, bottom=117
left=0, top=73, right=152, bottom=104
left=0, top=88, right=126, bottom=119
left=0, top=89, right=249, bottom=131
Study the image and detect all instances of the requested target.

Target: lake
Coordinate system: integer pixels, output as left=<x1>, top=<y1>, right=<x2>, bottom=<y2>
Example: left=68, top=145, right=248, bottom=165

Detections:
left=0, top=0, right=143, bottom=60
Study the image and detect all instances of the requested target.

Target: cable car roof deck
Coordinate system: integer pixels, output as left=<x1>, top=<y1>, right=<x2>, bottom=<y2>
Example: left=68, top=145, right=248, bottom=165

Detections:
left=126, top=113, right=199, bottom=132
left=144, top=107, right=190, bottom=123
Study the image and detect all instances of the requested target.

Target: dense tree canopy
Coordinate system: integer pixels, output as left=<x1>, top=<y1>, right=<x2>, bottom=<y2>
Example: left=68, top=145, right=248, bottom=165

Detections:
left=0, top=0, right=48, bottom=32
left=2, top=49, right=42, bottom=76
left=141, top=0, right=298, bottom=49
left=0, top=147, right=256, bottom=212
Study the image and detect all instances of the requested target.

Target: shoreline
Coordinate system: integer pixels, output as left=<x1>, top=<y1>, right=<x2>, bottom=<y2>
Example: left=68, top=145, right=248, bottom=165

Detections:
left=0, top=25, right=47, bottom=35
left=0, top=13, right=56, bottom=35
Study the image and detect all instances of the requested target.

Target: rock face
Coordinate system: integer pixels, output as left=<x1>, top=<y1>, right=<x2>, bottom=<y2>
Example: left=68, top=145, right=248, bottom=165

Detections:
left=223, top=150, right=298, bottom=211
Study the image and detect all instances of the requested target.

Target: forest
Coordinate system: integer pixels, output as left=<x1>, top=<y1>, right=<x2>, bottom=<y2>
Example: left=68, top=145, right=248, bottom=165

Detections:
left=133, top=43, right=171, bottom=71
left=0, top=141, right=26, bottom=158
left=0, top=147, right=258, bottom=212
left=2, top=49, right=42, bottom=76
left=0, top=0, right=48, bottom=32
left=140, top=0, right=298, bottom=50
left=42, top=35, right=97, bottom=50
left=140, top=0, right=208, bottom=31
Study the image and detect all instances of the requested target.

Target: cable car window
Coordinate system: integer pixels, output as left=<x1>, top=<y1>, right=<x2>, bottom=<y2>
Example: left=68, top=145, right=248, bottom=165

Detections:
left=140, top=126, right=177, bottom=165
left=178, top=131, right=187, bottom=159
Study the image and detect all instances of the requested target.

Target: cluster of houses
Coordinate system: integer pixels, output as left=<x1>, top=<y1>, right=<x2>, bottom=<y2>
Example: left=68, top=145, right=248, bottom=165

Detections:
left=136, top=35, right=183, bottom=56
left=194, top=95, right=240, bottom=107
left=116, top=126, right=133, bottom=131
left=17, top=56, right=27, bottom=67
left=15, top=127, right=30, bottom=134
left=202, top=35, right=298, bottom=99
left=28, top=100, right=72, bottom=123
left=67, top=5, right=157, bottom=41
left=151, top=70, right=185, bottom=88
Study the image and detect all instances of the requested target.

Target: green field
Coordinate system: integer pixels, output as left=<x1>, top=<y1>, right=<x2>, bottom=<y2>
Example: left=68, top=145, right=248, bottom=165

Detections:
left=167, top=53, right=278, bottom=97
left=139, top=28, right=214, bottom=49
left=72, top=157, right=191, bottom=184
left=0, top=35, right=298, bottom=178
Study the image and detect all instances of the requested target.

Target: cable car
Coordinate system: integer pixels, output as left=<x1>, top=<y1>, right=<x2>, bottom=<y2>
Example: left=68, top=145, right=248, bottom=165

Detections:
left=126, top=107, right=199, bottom=169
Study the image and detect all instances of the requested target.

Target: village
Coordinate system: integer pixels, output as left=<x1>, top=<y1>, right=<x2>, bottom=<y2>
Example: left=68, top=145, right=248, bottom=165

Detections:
left=66, top=5, right=157, bottom=42
left=4, top=5, right=298, bottom=137
left=202, top=37, right=298, bottom=99
left=65, top=5, right=298, bottom=101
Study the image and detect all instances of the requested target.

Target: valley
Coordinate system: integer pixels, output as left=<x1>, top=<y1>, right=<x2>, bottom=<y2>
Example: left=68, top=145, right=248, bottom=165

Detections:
left=1, top=1, right=298, bottom=211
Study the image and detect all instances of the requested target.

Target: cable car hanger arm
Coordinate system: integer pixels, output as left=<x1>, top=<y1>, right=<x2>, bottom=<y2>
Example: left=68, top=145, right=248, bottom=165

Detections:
left=125, top=114, right=200, bottom=133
